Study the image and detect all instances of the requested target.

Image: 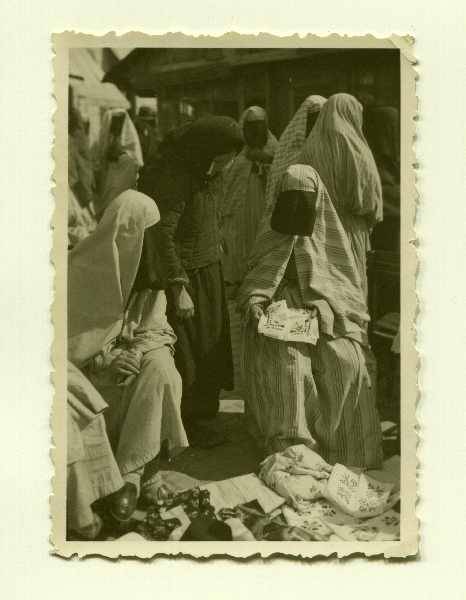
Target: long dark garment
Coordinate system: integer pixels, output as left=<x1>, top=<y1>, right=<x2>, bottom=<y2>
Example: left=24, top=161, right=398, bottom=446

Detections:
left=142, top=116, right=242, bottom=428
left=166, top=261, right=234, bottom=423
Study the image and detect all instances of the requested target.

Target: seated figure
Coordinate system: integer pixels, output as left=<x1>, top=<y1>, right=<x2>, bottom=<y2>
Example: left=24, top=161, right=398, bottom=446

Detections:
left=68, top=189, right=188, bottom=523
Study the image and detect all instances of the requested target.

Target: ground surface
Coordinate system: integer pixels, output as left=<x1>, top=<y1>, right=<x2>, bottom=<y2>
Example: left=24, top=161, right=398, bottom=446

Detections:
left=159, top=399, right=262, bottom=482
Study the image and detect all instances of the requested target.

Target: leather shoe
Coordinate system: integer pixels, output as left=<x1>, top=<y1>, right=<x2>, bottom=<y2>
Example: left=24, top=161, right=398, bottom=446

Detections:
left=108, top=482, right=138, bottom=523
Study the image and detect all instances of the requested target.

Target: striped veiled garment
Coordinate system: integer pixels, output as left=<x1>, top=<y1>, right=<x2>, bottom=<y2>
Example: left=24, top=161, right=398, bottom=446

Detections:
left=301, top=94, right=383, bottom=296
left=238, top=165, right=382, bottom=468
left=221, top=107, right=278, bottom=285
left=255, top=95, right=326, bottom=235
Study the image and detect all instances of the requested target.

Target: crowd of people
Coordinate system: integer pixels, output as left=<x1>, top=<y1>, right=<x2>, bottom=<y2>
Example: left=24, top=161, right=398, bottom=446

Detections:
left=66, top=92, right=400, bottom=540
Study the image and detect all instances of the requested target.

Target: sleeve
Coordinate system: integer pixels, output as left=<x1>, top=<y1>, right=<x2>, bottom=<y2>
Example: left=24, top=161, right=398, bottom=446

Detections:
left=157, top=169, right=191, bottom=286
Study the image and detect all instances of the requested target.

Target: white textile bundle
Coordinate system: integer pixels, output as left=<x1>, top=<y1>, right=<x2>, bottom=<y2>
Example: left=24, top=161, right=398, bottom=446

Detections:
left=259, top=445, right=332, bottom=513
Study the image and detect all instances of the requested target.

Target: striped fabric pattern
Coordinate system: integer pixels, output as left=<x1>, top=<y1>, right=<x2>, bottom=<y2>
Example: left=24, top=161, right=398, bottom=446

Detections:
left=257, top=94, right=326, bottom=231
left=241, top=281, right=382, bottom=468
left=239, top=165, right=370, bottom=345
left=301, top=94, right=383, bottom=296
left=221, top=108, right=278, bottom=285
left=238, top=164, right=382, bottom=468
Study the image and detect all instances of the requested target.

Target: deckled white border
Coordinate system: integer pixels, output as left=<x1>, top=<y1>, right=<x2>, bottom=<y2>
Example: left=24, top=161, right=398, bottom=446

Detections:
left=51, top=32, right=418, bottom=560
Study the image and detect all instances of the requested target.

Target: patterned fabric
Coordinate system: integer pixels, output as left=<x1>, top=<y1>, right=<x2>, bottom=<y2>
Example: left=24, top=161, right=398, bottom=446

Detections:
left=68, top=190, right=160, bottom=367
left=258, top=95, right=326, bottom=227
left=221, top=107, right=278, bottom=284
left=241, top=280, right=382, bottom=468
left=301, top=93, right=383, bottom=295
left=239, top=165, right=370, bottom=345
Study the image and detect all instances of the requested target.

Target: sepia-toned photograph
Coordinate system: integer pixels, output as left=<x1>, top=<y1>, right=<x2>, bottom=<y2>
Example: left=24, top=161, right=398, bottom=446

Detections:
left=52, top=35, right=417, bottom=558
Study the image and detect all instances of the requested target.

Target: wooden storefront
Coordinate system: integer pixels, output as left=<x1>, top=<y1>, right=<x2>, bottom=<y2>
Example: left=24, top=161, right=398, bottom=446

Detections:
left=104, top=48, right=400, bottom=137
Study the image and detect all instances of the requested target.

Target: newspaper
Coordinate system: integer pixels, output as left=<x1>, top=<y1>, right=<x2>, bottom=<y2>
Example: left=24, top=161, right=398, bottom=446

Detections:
left=258, top=300, right=319, bottom=345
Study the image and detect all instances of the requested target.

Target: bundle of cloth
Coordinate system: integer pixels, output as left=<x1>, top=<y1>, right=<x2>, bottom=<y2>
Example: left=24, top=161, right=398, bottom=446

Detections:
left=259, top=444, right=398, bottom=519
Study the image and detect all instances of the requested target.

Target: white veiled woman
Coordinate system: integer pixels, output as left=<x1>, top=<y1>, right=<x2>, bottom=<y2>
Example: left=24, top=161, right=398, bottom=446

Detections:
left=301, top=93, right=383, bottom=296
left=68, top=189, right=188, bottom=522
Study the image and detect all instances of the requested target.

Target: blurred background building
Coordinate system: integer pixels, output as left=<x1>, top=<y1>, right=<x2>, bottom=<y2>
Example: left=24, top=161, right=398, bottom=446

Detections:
left=103, top=48, right=400, bottom=137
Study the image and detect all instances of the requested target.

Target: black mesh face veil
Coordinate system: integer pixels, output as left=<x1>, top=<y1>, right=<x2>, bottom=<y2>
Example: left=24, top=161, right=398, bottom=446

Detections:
left=270, top=190, right=318, bottom=236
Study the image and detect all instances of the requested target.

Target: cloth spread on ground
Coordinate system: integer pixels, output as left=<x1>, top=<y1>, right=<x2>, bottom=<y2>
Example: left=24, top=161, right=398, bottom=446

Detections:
left=109, top=453, right=399, bottom=542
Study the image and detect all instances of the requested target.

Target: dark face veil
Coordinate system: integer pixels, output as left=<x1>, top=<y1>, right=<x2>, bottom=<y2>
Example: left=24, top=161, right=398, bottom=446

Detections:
left=131, top=223, right=167, bottom=294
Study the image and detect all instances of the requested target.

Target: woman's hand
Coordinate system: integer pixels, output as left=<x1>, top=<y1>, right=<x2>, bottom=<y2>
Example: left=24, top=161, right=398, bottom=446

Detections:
left=109, top=351, right=141, bottom=378
left=248, top=303, right=264, bottom=324
left=173, top=285, right=195, bottom=319
left=304, top=303, right=319, bottom=319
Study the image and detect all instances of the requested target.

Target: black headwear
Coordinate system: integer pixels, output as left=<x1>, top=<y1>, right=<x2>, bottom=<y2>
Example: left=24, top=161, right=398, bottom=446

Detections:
left=169, top=116, right=243, bottom=178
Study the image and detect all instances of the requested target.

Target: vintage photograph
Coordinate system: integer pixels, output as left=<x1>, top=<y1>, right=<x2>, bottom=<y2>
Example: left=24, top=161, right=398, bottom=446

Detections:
left=52, top=35, right=417, bottom=558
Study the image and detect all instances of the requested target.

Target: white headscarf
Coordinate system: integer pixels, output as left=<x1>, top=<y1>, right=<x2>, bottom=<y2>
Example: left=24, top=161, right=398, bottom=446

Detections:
left=68, top=190, right=160, bottom=366
left=301, top=93, right=383, bottom=227
left=98, top=108, right=144, bottom=168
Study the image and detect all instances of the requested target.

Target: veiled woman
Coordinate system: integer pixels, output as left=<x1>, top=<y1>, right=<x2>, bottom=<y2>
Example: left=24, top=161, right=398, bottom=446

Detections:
left=221, top=106, right=278, bottom=290
left=68, top=190, right=188, bottom=522
left=259, top=94, right=327, bottom=224
left=301, top=93, right=383, bottom=296
left=238, top=164, right=382, bottom=468
left=94, top=108, right=144, bottom=221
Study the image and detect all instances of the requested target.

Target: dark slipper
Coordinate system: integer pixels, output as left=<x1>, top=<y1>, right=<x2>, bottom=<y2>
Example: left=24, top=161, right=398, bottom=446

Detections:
left=107, top=482, right=138, bottom=523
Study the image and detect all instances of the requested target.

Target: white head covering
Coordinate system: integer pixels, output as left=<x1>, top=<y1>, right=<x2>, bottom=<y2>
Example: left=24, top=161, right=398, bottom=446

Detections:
left=68, top=190, right=160, bottom=366
left=94, top=153, right=140, bottom=220
left=301, top=93, right=383, bottom=227
left=99, top=108, right=144, bottom=168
